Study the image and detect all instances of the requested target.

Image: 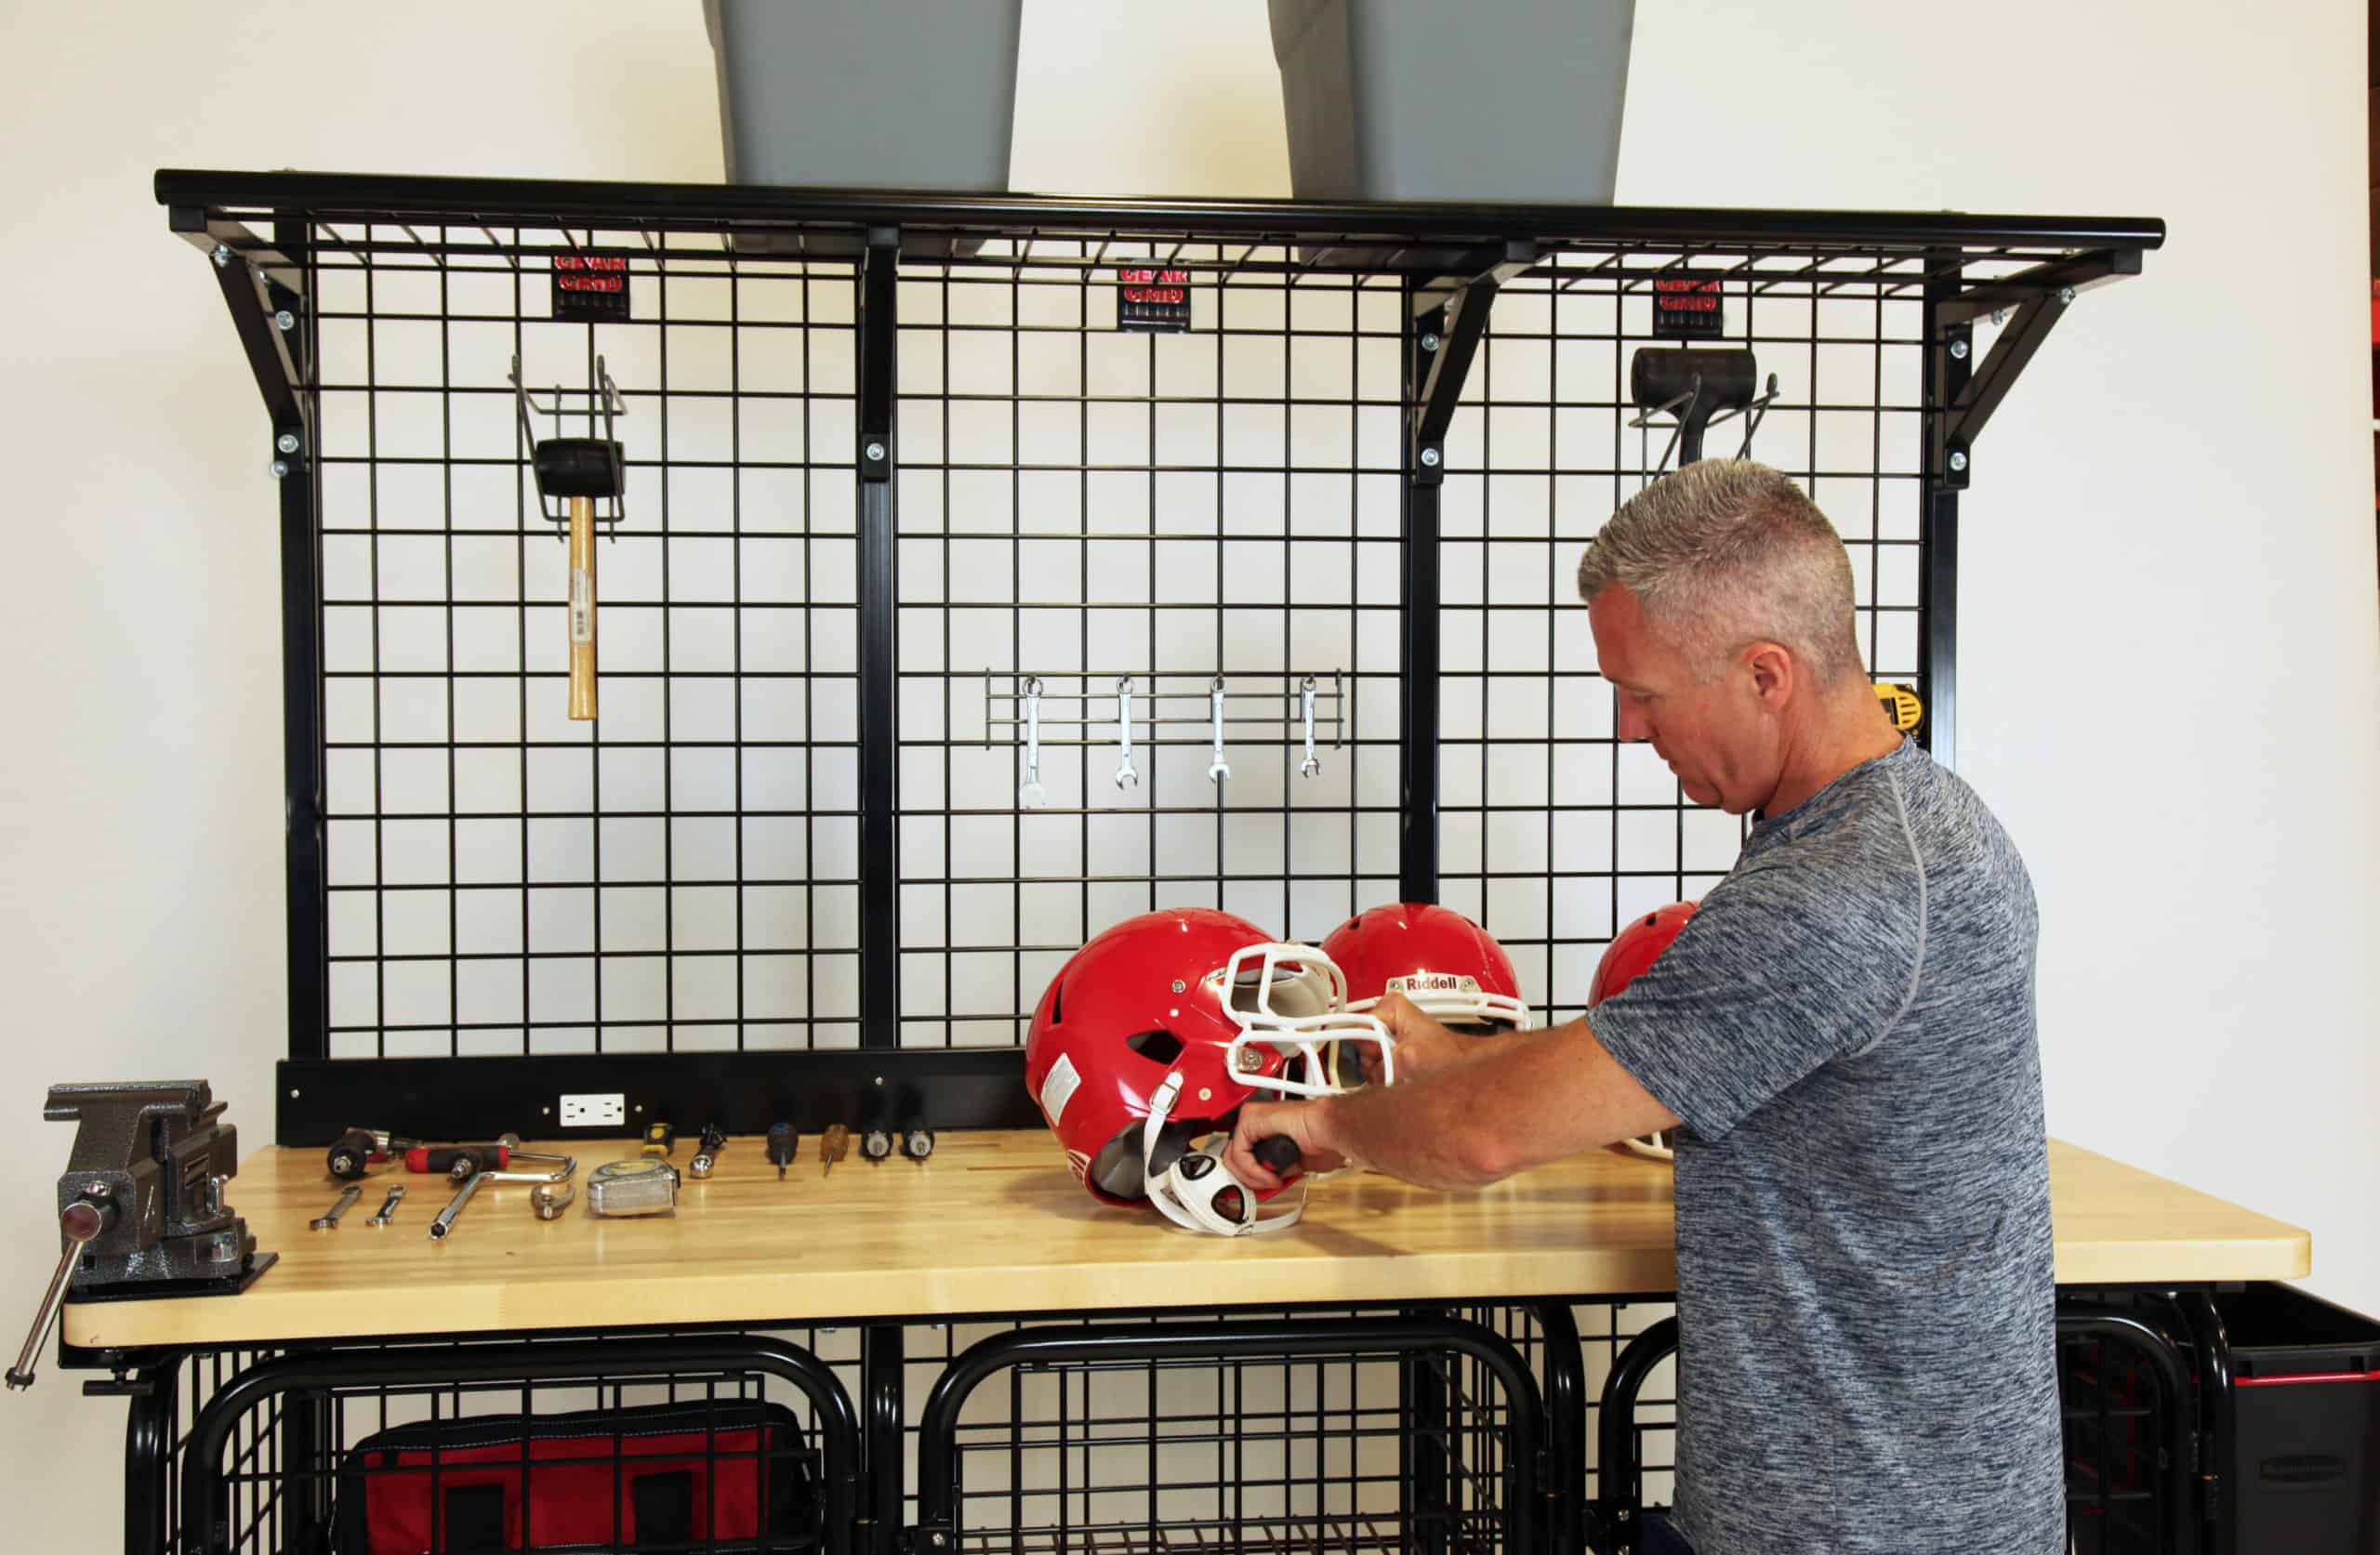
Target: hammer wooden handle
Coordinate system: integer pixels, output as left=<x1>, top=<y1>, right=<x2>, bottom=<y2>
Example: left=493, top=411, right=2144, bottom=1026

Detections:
left=567, top=494, right=597, bottom=720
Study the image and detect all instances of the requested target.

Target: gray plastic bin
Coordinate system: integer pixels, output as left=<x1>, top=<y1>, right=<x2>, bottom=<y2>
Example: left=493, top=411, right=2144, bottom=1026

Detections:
left=1268, top=0, right=1633, bottom=206
left=704, top=0, right=1021, bottom=253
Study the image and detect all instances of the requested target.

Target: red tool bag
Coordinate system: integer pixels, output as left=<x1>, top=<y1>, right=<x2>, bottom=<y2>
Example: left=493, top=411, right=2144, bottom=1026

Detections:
left=333, top=1400, right=819, bottom=1553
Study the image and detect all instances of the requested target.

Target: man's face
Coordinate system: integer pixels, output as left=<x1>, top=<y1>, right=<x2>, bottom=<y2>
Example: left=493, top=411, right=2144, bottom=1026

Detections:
left=1587, top=584, right=1777, bottom=815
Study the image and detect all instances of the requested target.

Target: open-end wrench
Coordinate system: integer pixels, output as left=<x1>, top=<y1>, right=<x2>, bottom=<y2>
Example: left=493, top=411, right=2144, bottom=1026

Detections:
left=1018, top=677, right=1046, bottom=809
left=311, top=1186, right=363, bottom=1232
left=364, top=1186, right=405, bottom=1228
left=1114, top=678, right=1137, bottom=789
left=1207, top=679, right=1230, bottom=784
left=1300, top=677, right=1321, bottom=777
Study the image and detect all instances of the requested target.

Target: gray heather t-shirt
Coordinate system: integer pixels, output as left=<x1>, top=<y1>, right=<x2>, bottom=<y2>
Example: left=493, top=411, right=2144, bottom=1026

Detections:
left=1590, top=736, right=2064, bottom=1554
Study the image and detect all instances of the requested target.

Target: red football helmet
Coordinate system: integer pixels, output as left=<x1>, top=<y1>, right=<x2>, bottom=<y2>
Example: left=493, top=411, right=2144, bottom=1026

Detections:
left=1024, top=907, right=1395, bottom=1235
left=1589, top=901, right=1700, bottom=1162
left=1321, top=903, right=1533, bottom=1034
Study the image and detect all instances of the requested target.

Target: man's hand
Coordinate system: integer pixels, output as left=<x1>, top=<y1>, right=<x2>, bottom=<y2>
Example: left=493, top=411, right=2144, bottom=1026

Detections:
left=1352, top=992, right=1480, bottom=1083
left=1223, top=1098, right=1347, bottom=1193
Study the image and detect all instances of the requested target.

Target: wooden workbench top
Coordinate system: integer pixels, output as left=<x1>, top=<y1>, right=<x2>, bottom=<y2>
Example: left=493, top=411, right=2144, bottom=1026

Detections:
left=60, top=1133, right=2309, bottom=1351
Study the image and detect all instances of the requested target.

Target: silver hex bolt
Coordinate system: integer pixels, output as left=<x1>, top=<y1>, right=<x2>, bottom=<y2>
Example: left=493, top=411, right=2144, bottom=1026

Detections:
left=2057, top=287, right=2075, bottom=306
left=275, top=310, right=296, bottom=332
left=276, top=432, right=300, bottom=455
left=1420, top=446, right=1442, bottom=468
left=270, top=459, right=290, bottom=480
left=1950, top=338, right=1968, bottom=361
left=211, top=244, right=231, bottom=269
left=865, top=441, right=887, bottom=463
left=1420, top=332, right=1441, bottom=352
left=1948, top=451, right=1968, bottom=473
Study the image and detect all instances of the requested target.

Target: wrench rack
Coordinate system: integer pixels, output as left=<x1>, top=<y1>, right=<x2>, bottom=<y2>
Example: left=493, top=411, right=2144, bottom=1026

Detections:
left=982, top=672, right=1346, bottom=771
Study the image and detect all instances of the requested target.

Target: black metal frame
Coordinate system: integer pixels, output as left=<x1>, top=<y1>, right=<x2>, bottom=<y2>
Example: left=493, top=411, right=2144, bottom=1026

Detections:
left=154, top=169, right=2158, bottom=1132
left=174, top=1335, right=861, bottom=1555
left=134, top=170, right=2174, bottom=1555
left=108, top=1287, right=2265, bottom=1555
left=1580, top=1289, right=2242, bottom=1555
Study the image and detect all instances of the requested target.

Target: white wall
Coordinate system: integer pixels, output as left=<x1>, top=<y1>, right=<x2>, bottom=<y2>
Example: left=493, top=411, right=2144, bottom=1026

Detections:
left=1, top=1, right=2372, bottom=1548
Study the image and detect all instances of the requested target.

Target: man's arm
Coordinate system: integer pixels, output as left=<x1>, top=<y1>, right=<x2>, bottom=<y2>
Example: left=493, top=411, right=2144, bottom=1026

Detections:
left=1224, top=1015, right=1679, bottom=1192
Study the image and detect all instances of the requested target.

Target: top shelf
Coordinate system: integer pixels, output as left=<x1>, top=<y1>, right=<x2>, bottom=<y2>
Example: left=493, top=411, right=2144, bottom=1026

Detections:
left=156, top=168, right=2163, bottom=297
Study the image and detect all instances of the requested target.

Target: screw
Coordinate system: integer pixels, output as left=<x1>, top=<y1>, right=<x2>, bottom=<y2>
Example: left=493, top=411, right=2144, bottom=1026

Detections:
left=276, top=432, right=300, bottom=455
left=274, top=310, right=296, bottom=332
left=289, top=1088, right=300, bottom=1099
left=1420, top=332, right=1441, bottom=352
left=269, top=459, right=290, bottom=480
left=1170, top=979, right=1187, bottom=995
left=1420, top=446, right=1442, bottom=468
left=2057, top=286, right=2075, bottom=306
left=864, top=441, right=887, bottom=462
left=86, top=1183, right=109, bottom=1198
left=1948, top=451, right=1968, bottom=473
left=1949, top=338, right=1968, bottom=361
left=211, top=244, right=231, bottom=269
left=1990, top=308, right=2007, bottom=327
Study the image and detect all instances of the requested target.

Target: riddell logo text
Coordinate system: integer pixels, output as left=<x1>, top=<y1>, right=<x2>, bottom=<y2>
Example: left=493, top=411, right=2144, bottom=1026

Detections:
left=1389, top=973, right=1478, bottom=994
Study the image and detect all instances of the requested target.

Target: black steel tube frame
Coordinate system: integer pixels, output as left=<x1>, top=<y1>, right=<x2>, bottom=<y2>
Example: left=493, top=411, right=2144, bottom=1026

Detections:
left=1590, top=1315, right=1678, bottom=1555
left=1530, top=1300, right=1589, bottom=1555
left=2056, top=1302, right=2205, bottom=1555
left=175, top=1336, right=862, bottom=1555
left=2161, top=1289, right=2235, bottom=1555
left=1921, top=270, right=1970, bottom=768
left=181, top=223, right=330, bottom=1061
left=156, top=168, right=2165, bottom=257
left=1588, top=1304, right=2213, bottom=1555
left=122, top=1358, right=179, bottom=1555
left=909, top=1315, right=1550, bottom=1555
left=858, top=236, right=900, bottom=1053
left=864, top=1324, right=906, bottom=1555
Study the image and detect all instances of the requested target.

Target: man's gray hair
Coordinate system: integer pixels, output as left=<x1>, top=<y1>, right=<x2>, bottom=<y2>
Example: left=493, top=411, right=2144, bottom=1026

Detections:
left=1577, top=459, right=1864, bottom=684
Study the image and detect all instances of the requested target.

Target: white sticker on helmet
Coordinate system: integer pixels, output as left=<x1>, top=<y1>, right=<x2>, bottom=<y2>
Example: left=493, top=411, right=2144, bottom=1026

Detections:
left=1040, top=1051, right=1082, bottom=1127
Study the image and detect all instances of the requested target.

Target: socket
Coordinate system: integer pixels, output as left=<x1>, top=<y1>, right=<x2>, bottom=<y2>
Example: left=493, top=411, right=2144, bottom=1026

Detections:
left=559, top=1093, right=626, bottom=1128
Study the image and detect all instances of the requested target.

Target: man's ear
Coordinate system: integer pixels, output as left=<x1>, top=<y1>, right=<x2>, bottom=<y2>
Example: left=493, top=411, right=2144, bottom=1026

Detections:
left=1745, top=640, right=1794, bottom=706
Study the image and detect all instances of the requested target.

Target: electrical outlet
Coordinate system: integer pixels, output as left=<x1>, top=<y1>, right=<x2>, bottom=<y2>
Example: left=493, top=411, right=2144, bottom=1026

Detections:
left=559, top=1093, right=626, bottom=1128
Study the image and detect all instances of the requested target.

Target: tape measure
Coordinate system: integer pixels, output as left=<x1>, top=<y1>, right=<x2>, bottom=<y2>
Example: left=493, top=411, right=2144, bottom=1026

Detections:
left=1874, top=681, right=1924, bottom=733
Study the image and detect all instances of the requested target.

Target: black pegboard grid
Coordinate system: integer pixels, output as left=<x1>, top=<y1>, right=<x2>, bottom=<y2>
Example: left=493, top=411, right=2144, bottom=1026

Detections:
left=151, top=172, right=2156, bottom=1120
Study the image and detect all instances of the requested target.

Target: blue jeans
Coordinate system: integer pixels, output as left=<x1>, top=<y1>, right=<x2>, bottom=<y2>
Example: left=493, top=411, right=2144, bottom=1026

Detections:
left=1643, top=1510, right=1696, bottom=1555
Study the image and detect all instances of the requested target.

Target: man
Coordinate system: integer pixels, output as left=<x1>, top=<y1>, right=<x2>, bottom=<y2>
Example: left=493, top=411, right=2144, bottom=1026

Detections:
left=1226, top=459, right=2064, bottom=1554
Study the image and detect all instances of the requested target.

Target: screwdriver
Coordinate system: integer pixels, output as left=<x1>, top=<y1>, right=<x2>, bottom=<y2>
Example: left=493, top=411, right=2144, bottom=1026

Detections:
left=766, top=1122, right=798, bottom=1180
left=820, top=1124, right=850, bottom=1178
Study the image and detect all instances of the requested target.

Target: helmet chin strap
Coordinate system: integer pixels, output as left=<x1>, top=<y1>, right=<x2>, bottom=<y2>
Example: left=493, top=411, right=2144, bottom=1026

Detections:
left=1142, top=1074, right=1303, bottom=1236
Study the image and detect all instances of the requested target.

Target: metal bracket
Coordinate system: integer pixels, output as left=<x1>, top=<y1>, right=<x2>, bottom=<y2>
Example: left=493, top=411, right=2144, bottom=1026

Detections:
left=1406, top=241, right=1535, bottom=483
left=859, top=231, right=899, bottom=481
left=1931, top=291, right=2062, bottom=490
left=195, top=229, right=310, bottom=446
left=509, top=354, right=628, bottom=536
left=1626, top=369, right=1785, bottom=485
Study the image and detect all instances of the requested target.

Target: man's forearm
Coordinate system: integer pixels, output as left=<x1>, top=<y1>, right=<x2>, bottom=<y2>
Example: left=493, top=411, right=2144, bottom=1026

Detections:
left=1314, top=1066, right=1509, bottom=1190
left=1313, top=1017, right=1678, bottom=1190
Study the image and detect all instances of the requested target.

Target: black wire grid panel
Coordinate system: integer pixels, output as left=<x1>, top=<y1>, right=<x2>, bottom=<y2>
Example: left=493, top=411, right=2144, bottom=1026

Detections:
left=140, top=1294, right=2223, bottom=1555
left=155, top=1306, right=1583, bottom=1555
left=223, top=197, right=2051, bottom=1067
